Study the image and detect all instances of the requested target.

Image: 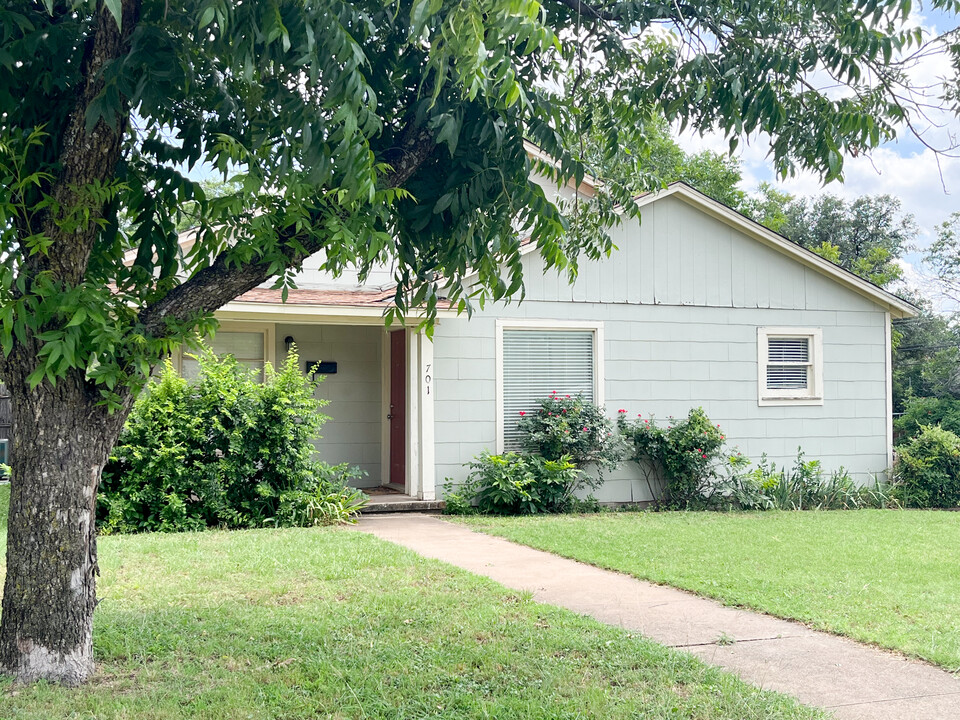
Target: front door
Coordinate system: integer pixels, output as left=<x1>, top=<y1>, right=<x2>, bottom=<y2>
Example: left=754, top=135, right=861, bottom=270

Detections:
left=389, top=330, right=406, bottom=487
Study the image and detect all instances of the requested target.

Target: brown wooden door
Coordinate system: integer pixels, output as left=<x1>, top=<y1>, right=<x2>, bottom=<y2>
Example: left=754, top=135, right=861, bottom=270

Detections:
left=389, top=330, right=406, bottom=486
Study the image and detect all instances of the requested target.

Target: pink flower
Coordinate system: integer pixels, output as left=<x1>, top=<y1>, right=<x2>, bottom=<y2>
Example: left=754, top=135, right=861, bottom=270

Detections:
left=551, top=390, right=557, bottom=394
left=667, top=426, right=672, bottom=429
left=565, top=395, right=570, bottom=398
left=582, top=426, right=588, bottom=432
left=548, top=412, right=553, bottom=416
left=720, top=435, right=725, bottom=440
left=519, top=411, right=526, bottom=416
left=562, top=409, right=567, bottom=414
left=702, top=454, right=707, bottom=459
left=618, top=409, right=626, bottom=414
left=644, top=420, right=649, bottom=424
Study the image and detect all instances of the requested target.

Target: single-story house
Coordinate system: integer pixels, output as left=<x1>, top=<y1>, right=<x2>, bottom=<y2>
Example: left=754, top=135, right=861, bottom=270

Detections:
left=176, top=170, right=917, bottom=503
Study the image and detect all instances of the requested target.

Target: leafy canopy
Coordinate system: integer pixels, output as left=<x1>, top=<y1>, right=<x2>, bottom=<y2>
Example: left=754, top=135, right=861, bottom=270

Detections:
left=0, top=0, right=956, bottom=407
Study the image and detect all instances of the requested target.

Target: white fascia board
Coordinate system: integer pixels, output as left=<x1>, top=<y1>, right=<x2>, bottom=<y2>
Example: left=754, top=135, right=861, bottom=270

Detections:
left=217, top=301, right=459, bottom=326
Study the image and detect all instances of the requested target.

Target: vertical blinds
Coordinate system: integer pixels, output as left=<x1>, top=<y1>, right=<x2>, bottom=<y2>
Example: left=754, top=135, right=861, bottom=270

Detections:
left=502, top=329, right=595, bottom=451
left=766, top=337, right=810, bottom=390
left=182, top=331, right=265, bottom=380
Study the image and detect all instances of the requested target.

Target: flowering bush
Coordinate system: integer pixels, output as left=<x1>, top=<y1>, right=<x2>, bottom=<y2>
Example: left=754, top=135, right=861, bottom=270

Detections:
left=618, top=407, right=725, bottom=508
left=516, top=392, right=625, bottom=489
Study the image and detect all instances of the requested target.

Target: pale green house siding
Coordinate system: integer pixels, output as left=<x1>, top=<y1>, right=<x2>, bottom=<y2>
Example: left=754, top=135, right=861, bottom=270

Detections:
left=433, top=193, right=893, bottom=501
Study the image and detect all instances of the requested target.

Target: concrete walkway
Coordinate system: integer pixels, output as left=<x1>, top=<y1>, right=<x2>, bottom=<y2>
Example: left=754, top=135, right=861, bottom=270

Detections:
left=356, top=514, right=960, bottom=720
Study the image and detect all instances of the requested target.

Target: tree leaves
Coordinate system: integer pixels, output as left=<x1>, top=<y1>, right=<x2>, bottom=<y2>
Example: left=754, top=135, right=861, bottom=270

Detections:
left=0, top=0, right=955, bottom=400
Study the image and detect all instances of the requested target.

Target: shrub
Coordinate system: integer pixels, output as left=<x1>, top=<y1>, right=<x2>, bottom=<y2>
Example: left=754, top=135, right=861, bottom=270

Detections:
left=517, top=392, right=625, bottom=488
left=720, top=449, right=899, bottom=510
left=99, top=346, right=365, bottom=533
left=894, top=425, right=960, bottom=508
left=445, top=451, right=582, bottom=515
left=619, top=408, right=725, bottom=509
left=894, top=397, right=960, bottom=444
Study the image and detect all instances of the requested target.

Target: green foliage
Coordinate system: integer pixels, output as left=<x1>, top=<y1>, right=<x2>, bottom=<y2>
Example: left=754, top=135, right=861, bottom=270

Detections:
left=618, top=408, right=726, bottom=509
left=892, top=301, right=960, bottom=412
left=99, top=347, right=365, bottom=532
left=517, top=392, right=625, bottom=486
left=0, top=0, right=948, bottom=408
left=716, top=450, right=897, bottom=511
left=926, top=212, right=960, bottom=303
left=894, top=425, right=960, bottom=508
left=573, top=114, right=750, bottom=210
left=446, top=451, right=582, bottom=515
left=777, top=194, right=915, bottom=288
left=272, top=481, right=369, bottom=528
left=895, top=397, right=960, bottom=443
left=616, top=405, right=896, bottom=511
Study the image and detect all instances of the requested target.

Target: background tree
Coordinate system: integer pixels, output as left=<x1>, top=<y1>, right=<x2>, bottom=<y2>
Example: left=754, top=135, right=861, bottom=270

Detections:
left=1, top=0, right=956, bottom=686
left=567, top=113, right=751, bottom=210
left=892, top=300, right=960, bottom=411
left=926, top=212, right=960, bottom=302
left=776, top=194, right=917, bottom=288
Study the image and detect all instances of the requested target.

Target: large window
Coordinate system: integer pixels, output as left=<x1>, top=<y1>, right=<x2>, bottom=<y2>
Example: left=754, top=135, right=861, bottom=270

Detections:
left=757, top=327, right=823, bottom=406
left=497, top=321, right=603, bottom=452
left=180, top=324, right=275, bottom=381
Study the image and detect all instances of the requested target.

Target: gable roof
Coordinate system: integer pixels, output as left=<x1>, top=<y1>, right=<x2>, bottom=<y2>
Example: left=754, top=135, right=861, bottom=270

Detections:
left=503, top=181, right=917, bottom=319
left=640, top=183, right=917, bottom=319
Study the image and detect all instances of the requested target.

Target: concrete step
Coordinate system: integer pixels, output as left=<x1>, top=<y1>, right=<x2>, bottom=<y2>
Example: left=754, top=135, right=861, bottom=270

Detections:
left=362, top=499, right=445, bottom=514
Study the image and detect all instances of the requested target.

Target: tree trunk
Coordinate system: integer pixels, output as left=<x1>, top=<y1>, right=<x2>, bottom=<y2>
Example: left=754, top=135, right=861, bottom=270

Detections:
left=0, top=370, right=131, bottom=685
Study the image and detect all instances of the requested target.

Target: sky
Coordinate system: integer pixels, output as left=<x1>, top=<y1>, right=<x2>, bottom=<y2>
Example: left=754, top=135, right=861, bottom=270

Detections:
left=675, top=6, right=960, bottom=308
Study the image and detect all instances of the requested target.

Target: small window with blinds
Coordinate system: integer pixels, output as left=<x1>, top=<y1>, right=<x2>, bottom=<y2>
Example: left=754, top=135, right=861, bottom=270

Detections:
left=181, top=330, right=267, bottom=381
left=500, top=326, right=599, bottom=451
left=758, top=327, right=823, bottom=405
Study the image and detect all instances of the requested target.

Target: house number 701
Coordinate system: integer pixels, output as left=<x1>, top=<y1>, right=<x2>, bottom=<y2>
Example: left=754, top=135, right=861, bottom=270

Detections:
left=424, top=364, right=432, bottom=395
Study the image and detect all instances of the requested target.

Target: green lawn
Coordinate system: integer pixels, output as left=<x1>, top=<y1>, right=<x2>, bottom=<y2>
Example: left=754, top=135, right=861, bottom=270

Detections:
left=0, top=489, right=823, bottom=719
left=457, top=510, right=960, bottom=670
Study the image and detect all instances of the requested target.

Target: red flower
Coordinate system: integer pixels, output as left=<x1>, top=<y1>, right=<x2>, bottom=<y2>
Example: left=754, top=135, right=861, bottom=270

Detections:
left=519, top=411, right=526, bottom=416
left=565, top=395, right=570, bottom=398
left=702, top=454, right=707, bottom=459
left=644, top=420, right=649, bottom=424
left=562, top=409, right=567, bottom=414
left=618, top=409, right=627, bottom=414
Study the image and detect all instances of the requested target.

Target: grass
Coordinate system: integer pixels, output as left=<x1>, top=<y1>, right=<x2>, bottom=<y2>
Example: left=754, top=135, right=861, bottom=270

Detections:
left=456, top=510, right=960, bottom=671
left=0, top=492, right=824, bottom=719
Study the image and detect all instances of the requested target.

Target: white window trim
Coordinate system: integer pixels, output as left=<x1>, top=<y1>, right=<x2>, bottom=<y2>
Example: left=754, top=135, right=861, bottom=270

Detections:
left=495, top=319, right=604, bottom=453
left=175, top=321, right=276, bottom=376
left=757, top=326, right=823, bottom=406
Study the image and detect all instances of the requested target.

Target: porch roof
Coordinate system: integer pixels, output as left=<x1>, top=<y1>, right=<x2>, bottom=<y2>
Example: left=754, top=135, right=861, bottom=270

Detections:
left=237, top=287, right=396, bottom=307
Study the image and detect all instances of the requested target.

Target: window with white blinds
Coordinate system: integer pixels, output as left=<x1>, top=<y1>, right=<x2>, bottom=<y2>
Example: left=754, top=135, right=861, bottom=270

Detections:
left=181, top=331, right=266, bottom=381
left=758, top=327, right=823, bottom=405
left=500, top=327, right=598, bottom=451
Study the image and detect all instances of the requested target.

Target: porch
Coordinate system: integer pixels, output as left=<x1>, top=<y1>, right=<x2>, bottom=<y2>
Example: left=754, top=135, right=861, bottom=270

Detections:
left=216, top=294, right=439, bottom=501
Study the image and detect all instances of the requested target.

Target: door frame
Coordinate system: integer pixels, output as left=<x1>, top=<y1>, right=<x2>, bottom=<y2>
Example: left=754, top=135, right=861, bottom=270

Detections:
left=386, top=329, right=406, bottom=491
left=380, top=327, right=435, bottom=500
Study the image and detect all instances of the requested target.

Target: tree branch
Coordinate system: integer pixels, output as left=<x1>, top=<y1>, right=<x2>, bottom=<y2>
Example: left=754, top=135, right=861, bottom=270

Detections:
left=137, top=127, right=438, bottom=336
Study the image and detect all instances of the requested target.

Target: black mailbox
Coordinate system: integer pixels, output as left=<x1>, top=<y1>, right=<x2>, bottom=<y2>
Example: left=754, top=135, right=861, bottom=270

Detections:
left=307, top=361, right=338, bottom=375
